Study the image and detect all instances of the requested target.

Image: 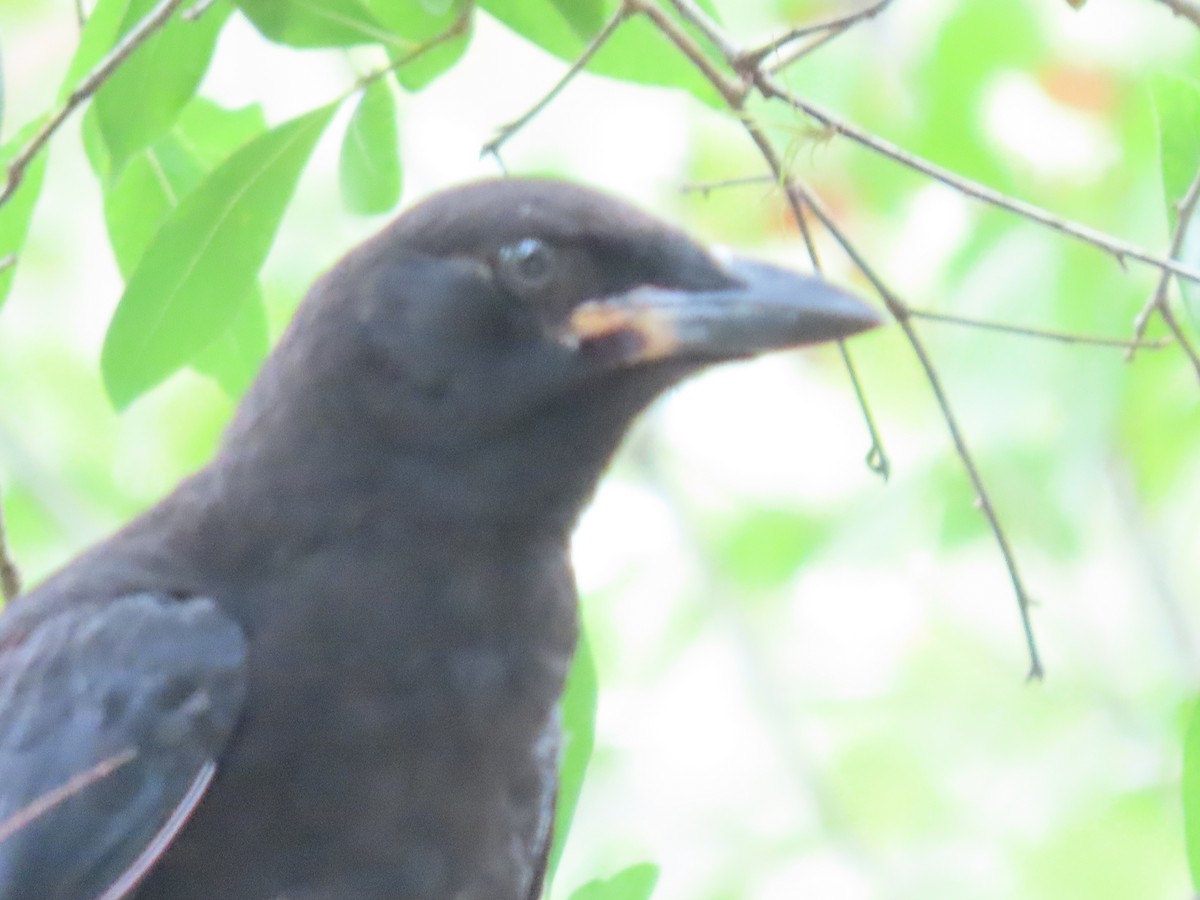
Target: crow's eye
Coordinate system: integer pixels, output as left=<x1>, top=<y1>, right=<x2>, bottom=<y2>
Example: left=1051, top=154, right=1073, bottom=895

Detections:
left=497, top=238, right=556, bottom=293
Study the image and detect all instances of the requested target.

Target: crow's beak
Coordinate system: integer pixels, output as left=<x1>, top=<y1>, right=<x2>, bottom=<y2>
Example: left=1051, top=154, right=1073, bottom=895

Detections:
left=563, top=256, right=882, bottom=365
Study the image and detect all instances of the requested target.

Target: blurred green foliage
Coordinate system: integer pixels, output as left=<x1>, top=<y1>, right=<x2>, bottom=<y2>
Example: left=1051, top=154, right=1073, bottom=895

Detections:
left=1, top=0, right=1199, bottom=897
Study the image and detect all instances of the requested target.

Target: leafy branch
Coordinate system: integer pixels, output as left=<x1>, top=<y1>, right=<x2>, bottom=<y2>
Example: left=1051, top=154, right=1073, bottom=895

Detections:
left=0, top=0, right=191, bottom=210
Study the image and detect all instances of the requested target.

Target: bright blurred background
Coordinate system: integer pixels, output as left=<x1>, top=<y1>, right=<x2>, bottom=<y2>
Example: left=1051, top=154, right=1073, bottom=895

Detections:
left=2, top=0, right=1199, bottom=897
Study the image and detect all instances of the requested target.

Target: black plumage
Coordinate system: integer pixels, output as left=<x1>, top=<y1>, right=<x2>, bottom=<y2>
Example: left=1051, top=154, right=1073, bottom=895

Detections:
left=0, top=178, right=879, bottom=899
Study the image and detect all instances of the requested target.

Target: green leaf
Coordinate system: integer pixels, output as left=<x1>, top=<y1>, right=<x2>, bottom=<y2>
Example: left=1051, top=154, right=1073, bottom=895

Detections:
left=569, top=862, right=660, bottom=900
left=102, top=98, right=268, bottom=395
left=339, top=80, right=402, bottom=214
left=173, top=98, right=268, bottom=168
left=103, top=99, right=266, bottom=275
left=105, top=135, right=207, bottom=276
left=545, top=630, right=598, bottom=893
left=548, top=0, right=607, bottom=40
left=93, top=0, right=231, bottom=174
left=101, top=103, right=336, bottom=408
left=0, top=122, right=49, bottom=311
left=235, top=0, right=398, bottom=47
left=480, top=0, right=721, bottom=107
left=1184, top=698, right=1200, bottom=889
left=1150, top=75, right=1200, bottom=231
left=192, top=287, right=270, bottom=397
left=1150, top=75, right=1200, bottom=330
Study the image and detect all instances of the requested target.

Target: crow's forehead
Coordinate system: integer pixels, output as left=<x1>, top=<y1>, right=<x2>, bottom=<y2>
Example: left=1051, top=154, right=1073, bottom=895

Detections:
left=386, top=178, right=686, bottom=257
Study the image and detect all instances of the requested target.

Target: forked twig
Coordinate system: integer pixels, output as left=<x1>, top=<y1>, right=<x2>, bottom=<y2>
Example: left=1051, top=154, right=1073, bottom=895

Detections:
left=1128, top=165, right=1200, bottom=380
left=739, top=0, right=892, bottom=67
left=663, top=0, right=1200, bottom=288
left=644, top=0, right=1049, bottom=677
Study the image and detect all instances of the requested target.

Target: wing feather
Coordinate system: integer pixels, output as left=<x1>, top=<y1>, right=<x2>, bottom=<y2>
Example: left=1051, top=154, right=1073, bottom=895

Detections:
left=0, top=593, right=247, bottom=900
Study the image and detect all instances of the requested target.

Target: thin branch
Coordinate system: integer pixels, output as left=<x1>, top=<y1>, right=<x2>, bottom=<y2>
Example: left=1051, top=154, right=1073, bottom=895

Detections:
left=739, top=0, right=891, bottom=69
left=659, top=0, right=1200, bottom=286
left=0, top=487, right=19, bottom=601
left=0, top=749, right=136, bottom=843
left=911, top=308, right=1172, bottom=350
left=646, top=2, right=901, bottom=484
left=684, top=102, right=1200, bottom=287
left=74, top=0, right=87, bottom=28
left=0, top=254, right=15, bottom=275
left=752, top=75, right=1200, bottom=285
left=627, top=0, right=746, bottom=106
left=788, top=181, right=1044, bottom=679
left=1128, top=165, right=1200, bottom=379
left=838, top=341, right=890, bottom=479
left=739, top=120, right=823, bottom=278
left=356, top=1, right=473, bottom=93
left=646, top=0, right=1043, bottom=677
left=762, top=2, right=893, bottom=74
left=763, top=30, right=849, bottom=74
left=1150, top=301, right=1200, bottom=379
left=1154, top=0, right=1200, bottom=28
left=481, top=6, right=631, bottom=166
left=682, top=175, right=781, bottom=195
left=0, top=0, right=190, bottom=212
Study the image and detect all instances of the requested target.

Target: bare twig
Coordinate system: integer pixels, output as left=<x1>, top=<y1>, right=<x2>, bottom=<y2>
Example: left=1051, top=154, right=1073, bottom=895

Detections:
left=649, top=0, right=1044, bottom=678
left=1128, top=166, right=1200, bottom=379
left=912, top=308, right=1172, bottom=350
left=358, top=1, right=474, bottom=92
left=0, top=749, right=137, bottom=843
left=74, top=0, right=87, bottom=28
left=764, top=29, right=850, bottom=74
left=627, top=0, right=746, bottom=105
left=0, top=254, right=15, bottom=275
left=765, top=1, right=894, bottom=74
left=793, top=181, right=1045, bottom=680
left=481, top=6, right=631, bottom=165
left=0, top=0, right=190, bottom=211
left=682, top=175, right=781, bottom=195
left=739, top=119, right=823, bottom=277
left=1154, top=0, right=1200, bottom=28
left=753, top=77, right=1200, bottom=285
left=738, top=0, right=892, bottom=70
left=838, top=342, right=890, bottom=479
left=658, top=0, right=1200, bottom=287
left=0, top=488, right=19, bottom=601
left=646, top=1, right=891, bottom=481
